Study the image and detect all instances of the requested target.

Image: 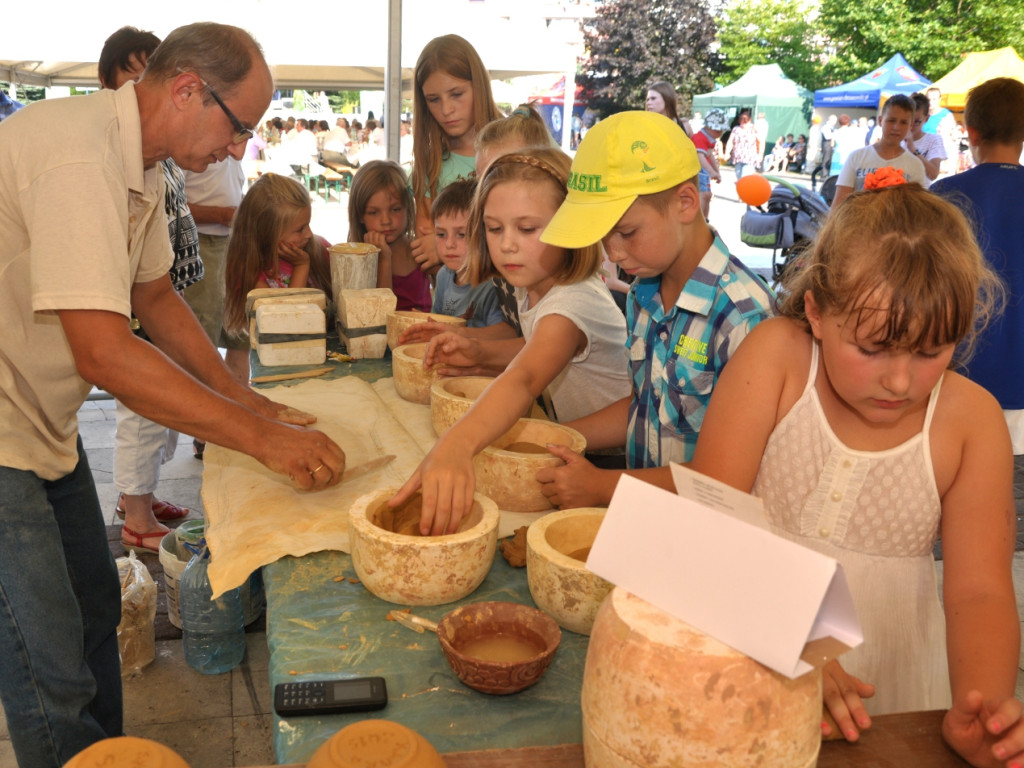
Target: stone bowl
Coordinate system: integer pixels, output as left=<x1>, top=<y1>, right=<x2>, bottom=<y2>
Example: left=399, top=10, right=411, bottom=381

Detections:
left=392, top=343, right=438, bottom=404
left=474, top=419, right=586, bottom=513
left=306, top=719, right=445, bottom=768
left=527, top=508, right=614, bottom=635
left=436, top=601, right=561, bottom=695
left=427, top=376, right=494, bottom=436
left=386, top=310, right=466, bottom=351
left=349, top=487, right=499, bottom=606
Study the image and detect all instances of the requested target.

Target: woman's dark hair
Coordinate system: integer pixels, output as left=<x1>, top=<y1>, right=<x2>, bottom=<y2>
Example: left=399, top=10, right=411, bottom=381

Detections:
left=98, top=27, right=160, bottom=89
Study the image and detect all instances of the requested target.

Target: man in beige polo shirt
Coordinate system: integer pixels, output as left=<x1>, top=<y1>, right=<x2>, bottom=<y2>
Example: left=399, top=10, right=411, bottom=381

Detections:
left=0, top=22, right=345, bottom=767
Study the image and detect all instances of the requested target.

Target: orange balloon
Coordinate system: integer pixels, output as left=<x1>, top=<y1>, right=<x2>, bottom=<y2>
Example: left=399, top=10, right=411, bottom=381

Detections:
left=736, top=174, right=772, bottom=207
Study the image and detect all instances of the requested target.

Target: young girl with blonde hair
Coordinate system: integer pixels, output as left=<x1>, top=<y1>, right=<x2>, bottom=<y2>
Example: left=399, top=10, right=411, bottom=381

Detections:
left=689, top=180, right=1023, bottom=767
left=390, top=147, right=632, bottom=536
left=410, top=34, right=502, bottom=273
left=223, top=173, right=331, bottom=339
left=398, top=103, right=557, bottom=350
left=347, top=159, right=430, bottom=312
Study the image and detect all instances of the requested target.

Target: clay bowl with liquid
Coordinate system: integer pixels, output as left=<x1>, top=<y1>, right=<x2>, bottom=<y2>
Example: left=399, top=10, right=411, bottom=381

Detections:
left=474, top=418, right=587, bottom=513
left=436, top=601, right=562, bottom=695
left=392, top=343, right=439, bottom=404
left=386, top=310, right=466, bottom=351
left=527, top=508, right=614, bottom=635
left=349, top=487, right=499, bottom=606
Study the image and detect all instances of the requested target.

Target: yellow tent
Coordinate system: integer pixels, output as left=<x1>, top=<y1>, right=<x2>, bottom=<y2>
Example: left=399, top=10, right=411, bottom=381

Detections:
left=930, top=47, right=1024, bottom=109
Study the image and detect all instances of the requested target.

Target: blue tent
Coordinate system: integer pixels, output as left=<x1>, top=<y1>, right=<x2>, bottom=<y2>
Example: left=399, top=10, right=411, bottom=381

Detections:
left=814, top=54, right=931, bottom=108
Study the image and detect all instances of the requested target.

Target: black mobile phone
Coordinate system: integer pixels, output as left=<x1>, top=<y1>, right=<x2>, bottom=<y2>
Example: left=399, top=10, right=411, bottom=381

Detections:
left=274, top=676, right=388, bottom=717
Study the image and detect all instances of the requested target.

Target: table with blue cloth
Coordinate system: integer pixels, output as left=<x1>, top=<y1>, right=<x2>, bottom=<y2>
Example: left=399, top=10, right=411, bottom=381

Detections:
left=250, top=340, right=586, bottom=764
left=264, top=549, right=587, bottom=764
left=246, top=344, right=972, bottom=767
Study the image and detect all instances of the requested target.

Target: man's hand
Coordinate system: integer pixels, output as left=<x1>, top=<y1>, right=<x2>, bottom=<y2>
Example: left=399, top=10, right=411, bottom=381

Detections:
left=257, top=422, right=346, bottom=491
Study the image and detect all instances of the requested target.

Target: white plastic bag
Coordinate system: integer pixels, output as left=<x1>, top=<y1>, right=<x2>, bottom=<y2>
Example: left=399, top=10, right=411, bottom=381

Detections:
left=116, top=551, right=158, bottom=677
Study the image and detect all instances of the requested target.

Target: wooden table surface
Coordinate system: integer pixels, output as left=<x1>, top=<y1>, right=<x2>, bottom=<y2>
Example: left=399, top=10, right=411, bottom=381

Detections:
left=247, top=709, right=970, bottom=768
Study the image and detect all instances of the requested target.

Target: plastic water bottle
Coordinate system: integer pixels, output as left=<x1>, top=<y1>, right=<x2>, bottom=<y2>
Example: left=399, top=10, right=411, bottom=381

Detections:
left=179, top=542, right=245, bottom=674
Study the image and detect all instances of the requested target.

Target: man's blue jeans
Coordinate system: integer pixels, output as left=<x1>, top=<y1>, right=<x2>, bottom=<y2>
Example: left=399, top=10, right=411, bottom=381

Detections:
left=0, top=437, right=122, bottom=767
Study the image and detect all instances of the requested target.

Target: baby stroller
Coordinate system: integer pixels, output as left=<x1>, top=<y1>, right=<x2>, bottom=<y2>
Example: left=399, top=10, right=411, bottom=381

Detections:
left=739, top=177, right=830, bottom=287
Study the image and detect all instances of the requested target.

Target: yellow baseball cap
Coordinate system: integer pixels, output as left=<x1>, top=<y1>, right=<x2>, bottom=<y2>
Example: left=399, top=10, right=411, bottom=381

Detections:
left=541, top=111, right=701, bottom=248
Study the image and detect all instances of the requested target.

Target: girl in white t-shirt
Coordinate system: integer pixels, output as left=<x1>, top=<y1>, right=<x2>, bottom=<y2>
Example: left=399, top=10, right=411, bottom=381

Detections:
left=391, top=147, right=631, bottom=535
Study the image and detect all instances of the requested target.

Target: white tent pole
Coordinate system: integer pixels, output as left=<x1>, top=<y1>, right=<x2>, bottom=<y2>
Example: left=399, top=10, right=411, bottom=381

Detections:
left=385, top=0, right=403, bottom=163
left=561, top=62, right=575, bottom=152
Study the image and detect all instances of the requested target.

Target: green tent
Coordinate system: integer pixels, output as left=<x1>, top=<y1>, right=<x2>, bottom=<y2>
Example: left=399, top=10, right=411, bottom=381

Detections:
left=692, top=64, right=813, bottom=152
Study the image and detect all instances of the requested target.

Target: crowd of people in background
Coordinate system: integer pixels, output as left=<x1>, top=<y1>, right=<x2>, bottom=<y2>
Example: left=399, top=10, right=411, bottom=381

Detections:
left=650, top=83, right=981, bottom=201
left=250, top=110, right=414, bottom=174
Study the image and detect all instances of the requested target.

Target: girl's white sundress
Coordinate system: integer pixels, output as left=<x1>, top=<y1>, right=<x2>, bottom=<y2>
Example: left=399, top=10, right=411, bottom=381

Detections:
left=752, top=342, right=951, bottom=715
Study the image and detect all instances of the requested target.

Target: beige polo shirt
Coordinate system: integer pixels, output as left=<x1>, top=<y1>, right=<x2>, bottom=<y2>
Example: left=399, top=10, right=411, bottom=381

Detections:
left=0, top=82, right=173, bottom=479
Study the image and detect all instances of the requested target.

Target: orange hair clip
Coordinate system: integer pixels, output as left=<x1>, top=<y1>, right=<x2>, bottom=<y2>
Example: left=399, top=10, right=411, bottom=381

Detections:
left=863, top=166, right=907, bottom=190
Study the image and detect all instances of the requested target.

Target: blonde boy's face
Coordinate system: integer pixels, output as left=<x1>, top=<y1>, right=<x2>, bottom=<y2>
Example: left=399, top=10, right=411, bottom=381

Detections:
left=601, top=189, right=692, bottom=278
left=434, top=210, right=470, bottom=272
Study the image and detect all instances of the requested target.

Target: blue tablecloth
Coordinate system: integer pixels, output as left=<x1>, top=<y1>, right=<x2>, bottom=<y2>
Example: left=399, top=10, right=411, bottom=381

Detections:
left=253, top=333, right=586, bottom=761
left=265, top=550, right=587, bottom=763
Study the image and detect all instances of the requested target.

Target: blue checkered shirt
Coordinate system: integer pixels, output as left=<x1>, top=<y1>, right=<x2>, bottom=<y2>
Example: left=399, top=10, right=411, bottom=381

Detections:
left=626, top=233, right=776, bottom=468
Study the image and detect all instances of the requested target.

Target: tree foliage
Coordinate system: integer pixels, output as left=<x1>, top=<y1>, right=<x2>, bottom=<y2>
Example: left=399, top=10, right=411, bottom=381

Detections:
left=716, top=0, right=826, bottom=90
left=580, top=0, right=720, bottom=117
left=711, top=0, right=1024, bottom=94
left=818, top=0, right=1024, bottom=83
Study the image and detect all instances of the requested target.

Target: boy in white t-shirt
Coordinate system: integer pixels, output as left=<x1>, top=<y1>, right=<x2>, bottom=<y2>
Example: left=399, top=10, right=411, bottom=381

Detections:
left=833, top=94, right=926, bottom=206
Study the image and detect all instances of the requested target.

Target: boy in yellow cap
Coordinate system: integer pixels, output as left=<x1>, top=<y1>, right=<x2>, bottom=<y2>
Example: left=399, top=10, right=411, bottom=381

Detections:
left=536, top=111, right=775, bottom=507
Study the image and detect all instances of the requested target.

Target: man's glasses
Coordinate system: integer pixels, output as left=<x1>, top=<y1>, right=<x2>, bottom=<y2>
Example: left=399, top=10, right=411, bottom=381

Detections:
left=199, top=77, right=253, bottom=145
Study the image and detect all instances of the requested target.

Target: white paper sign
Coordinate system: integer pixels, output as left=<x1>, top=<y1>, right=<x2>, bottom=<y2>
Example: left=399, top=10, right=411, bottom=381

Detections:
left=586, top=468, right=862, bottom=679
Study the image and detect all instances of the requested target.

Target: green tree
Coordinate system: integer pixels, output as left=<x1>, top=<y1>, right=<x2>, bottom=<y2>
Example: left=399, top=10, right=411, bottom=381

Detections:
left=818, top=0, right=1024, bottom=84
left=580, top=0, right=720, bottom=117
left=716, top=0, right=826, bottom=90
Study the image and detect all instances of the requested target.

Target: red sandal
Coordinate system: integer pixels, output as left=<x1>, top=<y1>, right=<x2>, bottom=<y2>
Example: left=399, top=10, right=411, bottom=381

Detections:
left=115, top=494, right=191, bottom=522
left=121, top=525, right=168, bottom=556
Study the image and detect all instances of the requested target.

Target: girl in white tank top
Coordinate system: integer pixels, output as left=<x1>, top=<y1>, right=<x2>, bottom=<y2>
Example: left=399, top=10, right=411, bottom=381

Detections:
left=690, top=180, right=1019, bottom=767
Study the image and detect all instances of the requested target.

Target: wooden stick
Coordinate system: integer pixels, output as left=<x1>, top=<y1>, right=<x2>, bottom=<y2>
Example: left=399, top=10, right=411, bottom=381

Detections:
left=250, top=366, right=333, bottom=384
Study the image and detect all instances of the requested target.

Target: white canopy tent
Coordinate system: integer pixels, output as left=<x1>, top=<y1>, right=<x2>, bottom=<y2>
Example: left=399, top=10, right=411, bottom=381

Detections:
left=3, top=1, right=577, bottom=150
left=3, top=1, right=569, bottom=89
